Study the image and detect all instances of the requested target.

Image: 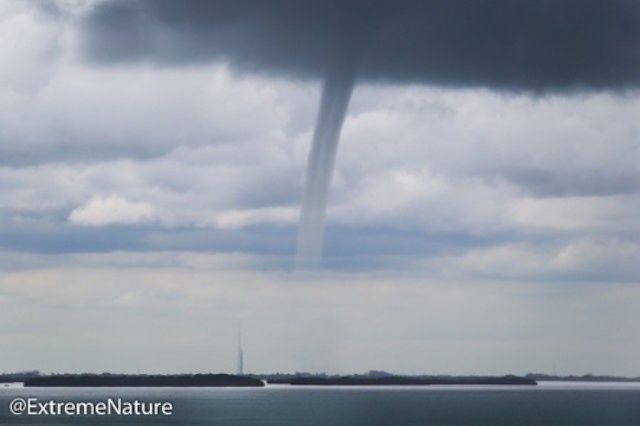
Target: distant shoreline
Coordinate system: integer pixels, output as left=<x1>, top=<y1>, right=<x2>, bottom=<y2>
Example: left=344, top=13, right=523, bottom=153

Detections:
left=526, top=374, right=640, bottom=383
left=21, top=374, right=264, bottom=387
left=9, top=373, right=535, bottom=387
left=2, top=372, right=639, bottom=387
left=286, top=375, right=536, bottom=386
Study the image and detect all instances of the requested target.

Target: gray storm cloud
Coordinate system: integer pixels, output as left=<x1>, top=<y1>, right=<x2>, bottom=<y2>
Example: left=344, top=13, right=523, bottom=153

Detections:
left=79, top=0, right=640, bottom=266
left=81, top=0, right=640, bottom=90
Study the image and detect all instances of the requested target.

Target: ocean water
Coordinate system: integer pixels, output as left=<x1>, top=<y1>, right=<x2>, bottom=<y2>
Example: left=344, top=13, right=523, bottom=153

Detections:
left=1, top=382, right=639, bottom=425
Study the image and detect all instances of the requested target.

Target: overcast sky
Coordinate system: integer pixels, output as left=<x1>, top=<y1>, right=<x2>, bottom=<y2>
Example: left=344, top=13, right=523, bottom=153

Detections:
left=1, top=0, right=639, bottom=376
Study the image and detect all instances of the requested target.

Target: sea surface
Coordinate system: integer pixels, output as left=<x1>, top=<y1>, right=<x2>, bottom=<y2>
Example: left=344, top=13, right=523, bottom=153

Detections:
left=1, top=382, right=639, bottom=425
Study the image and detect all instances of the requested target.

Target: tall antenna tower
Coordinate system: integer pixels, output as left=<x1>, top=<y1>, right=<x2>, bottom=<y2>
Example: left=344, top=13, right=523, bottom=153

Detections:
left=237, top=321, right=244, bottom=375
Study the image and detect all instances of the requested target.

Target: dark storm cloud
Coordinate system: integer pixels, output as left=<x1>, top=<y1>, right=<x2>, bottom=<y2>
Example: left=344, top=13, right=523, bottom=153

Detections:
left=82, top=0, right=640, bottom=91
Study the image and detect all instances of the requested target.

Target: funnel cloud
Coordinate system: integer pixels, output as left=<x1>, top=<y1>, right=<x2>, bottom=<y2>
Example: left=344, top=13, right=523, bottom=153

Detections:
left=297, top=65, right=356, bottom=267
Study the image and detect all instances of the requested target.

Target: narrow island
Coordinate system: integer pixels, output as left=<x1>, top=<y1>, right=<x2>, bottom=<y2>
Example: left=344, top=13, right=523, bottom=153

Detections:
left=286, top=374, right=536, bottom=386
left=23, top=373, right=264, bottom=387
left=256, top=371, right=537, bottom=386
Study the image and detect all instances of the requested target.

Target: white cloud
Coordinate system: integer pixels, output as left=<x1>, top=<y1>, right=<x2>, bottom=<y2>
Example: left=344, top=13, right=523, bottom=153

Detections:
left=342, top=85, right=640, bottom=196
left=0, top=1, right=65, bottom=92
left=214, top=206, right=298, bottom=229
left=68, top=194, right=155, bottom=226
left=413, top=237, right=640, bottom=283
left=507, top=195, right=640, bottom=232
